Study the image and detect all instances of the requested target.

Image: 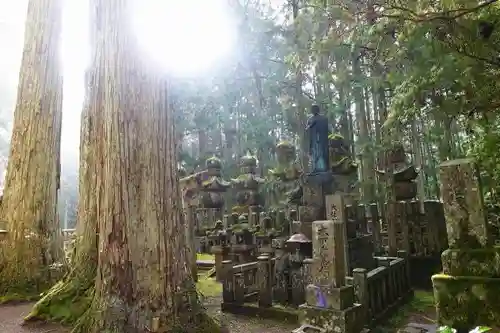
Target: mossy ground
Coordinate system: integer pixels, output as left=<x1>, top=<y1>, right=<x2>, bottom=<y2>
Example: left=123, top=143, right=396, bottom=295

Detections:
left=197, top=253, right=215, bottom=261
left=19, top=275, right=222, bottom=333
left=23, top=275, right=94, bottom=325
left=372, top=290, right=436, bottom=332
left=197, top=275, right=222, bottom=298
left=0, top=276, right=56, bottom=304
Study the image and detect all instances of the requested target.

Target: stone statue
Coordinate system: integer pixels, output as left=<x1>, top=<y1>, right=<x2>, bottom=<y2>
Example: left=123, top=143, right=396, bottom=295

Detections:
left=306, top=105, right=329, bottom=173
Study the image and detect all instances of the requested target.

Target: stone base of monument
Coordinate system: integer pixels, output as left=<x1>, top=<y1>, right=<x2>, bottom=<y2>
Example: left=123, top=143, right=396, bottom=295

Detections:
left=298, top=303, right=364, bottom=333
left=298, top=282, right=364, bottom=333
left=304, top=284, right=354, bottom=310
left=431, top=246, right=500, bottom=331
left=432, top=274, right=500, bottom=332
left=298, top=206, right=321, bottom=239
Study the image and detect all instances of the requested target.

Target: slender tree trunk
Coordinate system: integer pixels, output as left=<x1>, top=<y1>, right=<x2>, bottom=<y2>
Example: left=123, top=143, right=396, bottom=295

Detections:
left=411, top=117, right=426, bottom=212
left=82, top=2, right=216, bottom=332
left=291, top=0, right=308, bottom=170
left=352, top=50, right=375, bottom=203
left=0, top=0, right=63, bottom=300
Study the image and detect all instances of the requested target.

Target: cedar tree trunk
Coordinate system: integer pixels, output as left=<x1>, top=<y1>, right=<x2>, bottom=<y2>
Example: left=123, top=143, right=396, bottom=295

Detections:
left=26, top=3, right=105, bottom=323
left=80, top=1, right=218, bottom=332
left=0, top=0, right=64, bottom=301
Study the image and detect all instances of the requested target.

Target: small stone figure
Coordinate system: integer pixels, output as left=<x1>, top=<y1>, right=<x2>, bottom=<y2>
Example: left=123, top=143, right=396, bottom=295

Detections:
left=306, top=105, right=330, bottom=173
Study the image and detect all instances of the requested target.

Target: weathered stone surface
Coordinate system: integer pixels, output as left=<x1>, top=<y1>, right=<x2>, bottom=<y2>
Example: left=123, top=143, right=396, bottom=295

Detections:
left=221, top=260, right=234, bottom=303
left=302, top=178, right=326, bottom=206
left=441, top=247, right=500, bottom=278
left=423, top=200, right=448, bottom=253
left=305, top=284, right=354, bottom=310
left=432, top=274, right=500, bottom=331
left=325, top=194, right=350, bottom=274
left=211, top=245, right=228, bottom=282
left=347, top=234, right=376, bottom=273
left=257, top=255, right=272, bottom=307
left=299, top=205, right=322, bottom=223
left=439, top=159, right=491, bottom=248
left=298, top=303, right=364, bottom=333
left=312, top=220, right=346, bottom=287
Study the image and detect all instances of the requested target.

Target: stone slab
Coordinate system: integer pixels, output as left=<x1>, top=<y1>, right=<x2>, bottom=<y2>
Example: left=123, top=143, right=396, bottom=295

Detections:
left=305, top=284, right=354, bottom=310
left=298, top=303, right=364, bottom=333
left=441, top=247, right=500, bottom=278
left=432, top=274, right=500, bottom=331
left=439, top=159, right=490, bottom=248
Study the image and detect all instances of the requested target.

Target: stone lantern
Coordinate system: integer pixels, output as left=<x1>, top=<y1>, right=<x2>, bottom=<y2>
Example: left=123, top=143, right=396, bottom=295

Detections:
left=286, top=232, right=312, bottom=262
left=376, top=144, right=419, bottom=201
left=208, top=220, right=229, bottom=281
left=255, top=221, right=277, bottom=257
left=231, top=152, right=265, bottom=215
left=200, top=155, right=231, bottom=209
left=286, top=232, right=312, bottom=306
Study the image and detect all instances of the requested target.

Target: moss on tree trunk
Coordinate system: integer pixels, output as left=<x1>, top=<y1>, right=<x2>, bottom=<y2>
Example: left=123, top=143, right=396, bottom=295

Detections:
left=25, top=7, right=105, bottom=324
left=0, top=0, right=64, bottom=302
left=30, top=1, right=221, bottom=332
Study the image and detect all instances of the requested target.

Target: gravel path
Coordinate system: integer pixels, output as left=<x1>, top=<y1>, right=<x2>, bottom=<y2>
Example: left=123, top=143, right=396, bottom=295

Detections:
left=0, top=303, right=69, bottom=333
left=204, top=296, right=295, bottom=333
left=0, top=300, right=294, bottom=333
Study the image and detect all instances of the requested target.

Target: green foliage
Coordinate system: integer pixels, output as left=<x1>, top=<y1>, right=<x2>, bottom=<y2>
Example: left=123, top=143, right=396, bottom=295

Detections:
left=29, top=0, right=500, bottom=209
left=437, top=326, right=491, bottom=333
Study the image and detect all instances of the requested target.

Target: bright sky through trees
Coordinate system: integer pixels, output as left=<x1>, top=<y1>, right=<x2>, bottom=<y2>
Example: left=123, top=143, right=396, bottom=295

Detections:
left=0, top=0, right=237, bottom=177
left=60, top=0, right=236, bottom=154
left=132, top=0, right=236, bottom=75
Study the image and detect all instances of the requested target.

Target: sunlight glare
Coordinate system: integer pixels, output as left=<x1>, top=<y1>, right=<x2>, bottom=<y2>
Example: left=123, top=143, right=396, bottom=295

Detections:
left=132, top=0, right=236, bottom=75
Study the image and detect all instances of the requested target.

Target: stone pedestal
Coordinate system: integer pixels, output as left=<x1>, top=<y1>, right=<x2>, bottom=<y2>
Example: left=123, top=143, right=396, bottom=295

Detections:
left=298, top=172, right=334, bottom=240
left=184, top=207, right=198, bottom=281
left=211, top=245, right=228, bottom=282
left=432, top=159, right=500, bottom=332
left=229, top=244, right=255, bottom=264
left=298, top=303, right=364, bottom=333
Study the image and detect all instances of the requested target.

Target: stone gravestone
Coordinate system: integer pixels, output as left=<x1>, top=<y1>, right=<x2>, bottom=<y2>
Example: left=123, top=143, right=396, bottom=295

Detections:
left=432, top=158, right=500, bottom=332
left=325, top=194, right=350, bottom=273
left=439, top=158, right=490, bottom=248
left=297, top=211, right=363, bottom=333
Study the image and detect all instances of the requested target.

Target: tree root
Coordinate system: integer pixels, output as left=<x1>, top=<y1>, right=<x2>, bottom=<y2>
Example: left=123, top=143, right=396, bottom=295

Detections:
left=70, top=278, right=223, bottom=333
left=24, top=268, right=95, bottom=326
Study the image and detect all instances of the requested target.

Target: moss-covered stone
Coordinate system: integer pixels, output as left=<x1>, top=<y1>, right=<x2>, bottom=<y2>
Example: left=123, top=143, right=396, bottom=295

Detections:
left=441, top=247, right=500, bottom=277
left=432, top=274, right=500, bottom=332
left=298, top=303, right=364, bottom=333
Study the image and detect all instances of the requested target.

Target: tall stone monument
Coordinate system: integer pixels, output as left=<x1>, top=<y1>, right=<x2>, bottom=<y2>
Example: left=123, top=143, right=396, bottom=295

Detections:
left=432, top=158, right=500, bottom=332
left=297, top=194, right=364, bottom=333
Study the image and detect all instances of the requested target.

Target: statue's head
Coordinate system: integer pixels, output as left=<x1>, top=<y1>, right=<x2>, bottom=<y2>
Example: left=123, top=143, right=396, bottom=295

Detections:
left=311, top=104, right=320, bottom=115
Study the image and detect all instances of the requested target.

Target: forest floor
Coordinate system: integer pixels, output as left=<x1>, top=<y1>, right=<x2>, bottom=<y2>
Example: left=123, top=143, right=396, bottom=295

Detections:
left=0, top=279, right=437, bottom=333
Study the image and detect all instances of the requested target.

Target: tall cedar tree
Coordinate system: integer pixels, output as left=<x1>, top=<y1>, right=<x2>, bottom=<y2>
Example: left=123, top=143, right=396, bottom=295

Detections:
left=30, top=1, right=221, bottom=332
left=0, top=0, right=63, bottom=300
left=26, top=0, right=103, bottom=323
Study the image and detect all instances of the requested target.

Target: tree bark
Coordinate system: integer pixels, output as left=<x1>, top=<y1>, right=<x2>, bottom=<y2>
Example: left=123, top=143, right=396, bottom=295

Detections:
left=26, top=2, right=104, bottom=323
left=0, top=0, right=63, bottom=301
left=81, top=1, right=217, bottom=332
